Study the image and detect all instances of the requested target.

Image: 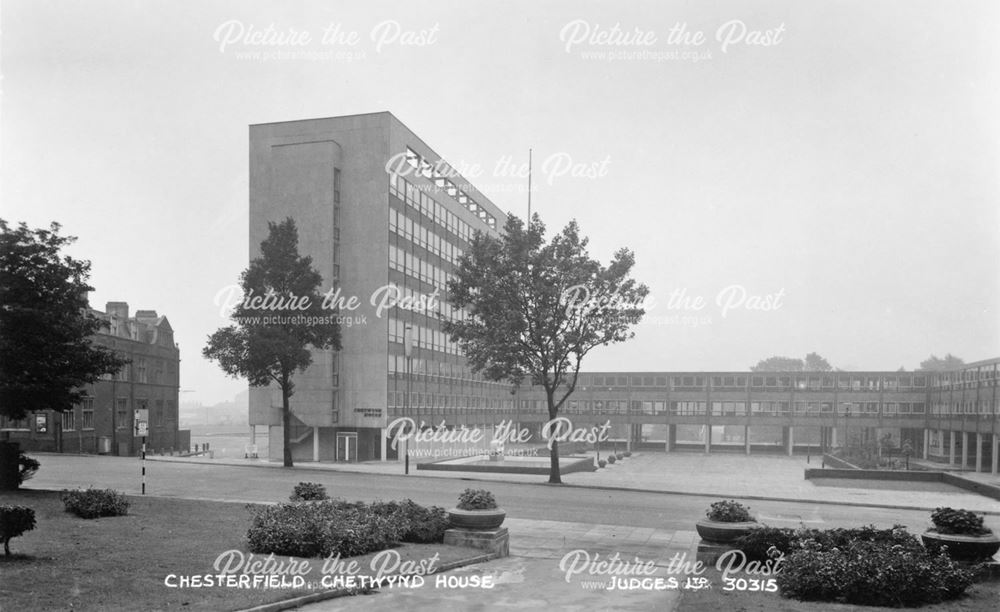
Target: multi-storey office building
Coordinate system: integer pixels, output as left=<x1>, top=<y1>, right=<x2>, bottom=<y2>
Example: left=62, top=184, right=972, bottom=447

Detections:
left=248, top=112, right=512, bottom=462
left=248, top=112, right=1000, bottom=474
left=0, top=301, right=184, bottom=455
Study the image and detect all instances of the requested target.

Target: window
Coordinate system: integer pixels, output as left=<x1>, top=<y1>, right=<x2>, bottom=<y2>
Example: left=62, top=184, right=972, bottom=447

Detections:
left=137, top=358, right=147, bottom=383
left=62, top=410, right=76, bottom=431
left=116, top=398, right=129, bottom=429
left=155, top=400, right=164, bottom=427
left=82, top=397, right=95, bottom=429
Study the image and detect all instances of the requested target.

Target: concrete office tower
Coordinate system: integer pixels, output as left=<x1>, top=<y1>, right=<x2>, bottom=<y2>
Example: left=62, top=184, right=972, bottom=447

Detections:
left=249, top=112, right=510, bottom=462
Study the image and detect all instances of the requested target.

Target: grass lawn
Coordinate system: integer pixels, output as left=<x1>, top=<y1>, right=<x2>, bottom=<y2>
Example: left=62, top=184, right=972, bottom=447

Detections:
left=0, top=489, right=486, bottom=612
left=676, top=566, right=1000, bottom=611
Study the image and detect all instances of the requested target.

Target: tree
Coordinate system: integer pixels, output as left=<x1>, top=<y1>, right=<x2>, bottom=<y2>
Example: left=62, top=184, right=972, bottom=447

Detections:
left=804, top=352, right=832, bottom=372
left=0, top=220, right=127, bottom=421
left=203, top=218, right=340, bottom=467
left=444, top=214, right=648, bottom=484
left=750, top=356, right=804, bottom=372
left=918, top=354, right=964, bottom=371
left=750, top=353, right=833, bottom=372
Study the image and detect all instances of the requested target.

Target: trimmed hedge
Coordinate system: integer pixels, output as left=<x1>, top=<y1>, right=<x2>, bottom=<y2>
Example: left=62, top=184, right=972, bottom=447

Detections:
left=246, top=498, right=449, bottom=558
left=62, top=488, right=130, bottom=519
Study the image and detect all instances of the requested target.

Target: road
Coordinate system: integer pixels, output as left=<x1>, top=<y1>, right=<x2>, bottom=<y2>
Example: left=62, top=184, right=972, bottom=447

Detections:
left=15, top=453, right=984, bottom=534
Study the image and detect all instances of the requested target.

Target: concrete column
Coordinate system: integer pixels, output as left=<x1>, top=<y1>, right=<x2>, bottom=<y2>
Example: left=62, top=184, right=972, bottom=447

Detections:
left=949, top=431, right=956, bottom=465
left=975, top=433, right=983, bottom=472
left=961, top=432, right=969, bottom=468
left=312, top=427, right=320, bottom=462
left=745, top=425, right=751, bottom=455
left=831, top=426, right=837, bottom=447
left=665, top=424, right=674, bottom=453
left=923, top=429, right=930, bottom=460
left=992, top=434, right=999, bottom=475
left=380, top=427, right=387, bottom=462
left=704, top=425, right=711, bottom=454
left=787, top=426, right=794, bottom=456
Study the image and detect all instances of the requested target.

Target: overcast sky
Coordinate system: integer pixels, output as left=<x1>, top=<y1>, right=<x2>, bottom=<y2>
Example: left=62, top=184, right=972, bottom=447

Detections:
left=3, top=1, right=998, bottom=405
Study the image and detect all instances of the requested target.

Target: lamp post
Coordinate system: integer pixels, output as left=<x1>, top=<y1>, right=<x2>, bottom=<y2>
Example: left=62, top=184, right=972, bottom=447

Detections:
left=404, top=324, right=414, bottom=474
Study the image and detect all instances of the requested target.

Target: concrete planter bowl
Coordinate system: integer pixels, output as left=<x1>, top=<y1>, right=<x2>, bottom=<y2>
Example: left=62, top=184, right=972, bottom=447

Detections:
left=448, top=508, right=507, bottom=530
left=695, top=519, right=758, bottom=544
left=921, top=531, right=1000, bottom=561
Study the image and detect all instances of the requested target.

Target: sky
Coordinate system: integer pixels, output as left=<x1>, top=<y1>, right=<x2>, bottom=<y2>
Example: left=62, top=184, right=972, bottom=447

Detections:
left=2, top=0, right=998, bottom=405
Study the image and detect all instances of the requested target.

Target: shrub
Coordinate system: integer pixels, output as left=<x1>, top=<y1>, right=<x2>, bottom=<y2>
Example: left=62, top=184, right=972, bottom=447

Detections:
left=290, top=482, right=329, bottom=501
left=607, top=455, right=616, bottom=464
left=246, top=500, right=410, bottom=558
left=706, top=500, right=753, bottom=522
left=929, top=507, right=990, bottom=535
left=598, top=459, right=607, bottom=468
left=777, top=538, right=975, bottom=607
left=615, top=452, right=624, bottom=460
left=0, top=505, right=36, bottom=556
left=368, top=499, right=449, bottom=543
left=18, top=452, right=39, bottom=485
left=456, top=488, right=497, bottom=510
left=734, top=527, right=796, bottom=561
left=61, top=488, right=130, bottom=519
left=624, top=451, right=632, bottom=457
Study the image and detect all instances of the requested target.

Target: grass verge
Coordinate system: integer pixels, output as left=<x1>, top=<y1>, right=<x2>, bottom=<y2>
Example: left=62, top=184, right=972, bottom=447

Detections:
left=0, top=489, right=485, bottom=612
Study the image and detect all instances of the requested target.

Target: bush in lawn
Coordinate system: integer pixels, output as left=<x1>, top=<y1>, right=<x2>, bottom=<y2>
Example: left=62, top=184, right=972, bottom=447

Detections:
left=735, top=524, right=918, bottom=561
left=246, top=500, right=407, bottom=558
left=290, top=482, right=328, bottom=501
left=18, top=452, right=39, bottom=485
left=607, top=455, right=616, bottom=464
left=777, top=538, right=975, bottom=607
left=61, top=488, right=130, bottom=519
left=0, top=505, right=36, bottom=556
left=624, top=451, right=632, bottom=457
left=598, top=459, right=607, bottom=468
left=368, top=499, right=449, bottom=543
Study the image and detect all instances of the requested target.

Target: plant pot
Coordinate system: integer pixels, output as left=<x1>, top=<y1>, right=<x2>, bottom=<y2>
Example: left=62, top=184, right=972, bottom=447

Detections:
left=921, top=530, right=1000, bottom=561
left=448, top=507, right=506, bottom=530
left=695, top=519, right=758, bottom=544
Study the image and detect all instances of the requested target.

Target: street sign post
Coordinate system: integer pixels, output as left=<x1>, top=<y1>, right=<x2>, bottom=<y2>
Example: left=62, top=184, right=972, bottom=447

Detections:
left=134, top=409, right=149, bottom=494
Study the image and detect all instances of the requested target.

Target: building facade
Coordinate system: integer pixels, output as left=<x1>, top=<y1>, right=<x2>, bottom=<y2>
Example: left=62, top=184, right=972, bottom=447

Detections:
left=249, top=112, right=511, bottom=462
left=0, top=301, right=184, bottom=455
left=249, top=112, right=1000, bottom=474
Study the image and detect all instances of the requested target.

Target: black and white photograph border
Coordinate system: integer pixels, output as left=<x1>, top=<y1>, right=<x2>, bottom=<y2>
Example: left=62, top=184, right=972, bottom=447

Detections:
left=1, top=1, right=999, bottom=611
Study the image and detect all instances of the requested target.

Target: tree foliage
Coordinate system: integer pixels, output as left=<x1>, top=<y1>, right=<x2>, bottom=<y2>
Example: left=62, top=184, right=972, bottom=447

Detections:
left=444, top=214, right=648, bottom=483
left=918, top=354, right=964, bottom=371
left=0, top=220, right=127, bottom=420
left=203, top=218, right=340, bottom=467
left=751, top=352, right=833, bottom=372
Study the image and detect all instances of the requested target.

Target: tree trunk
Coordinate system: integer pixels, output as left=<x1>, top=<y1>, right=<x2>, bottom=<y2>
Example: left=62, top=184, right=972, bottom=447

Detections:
left=281, top=383, right=294, bottom=468
left=547, top=390, right=561, bottom=484
left=4, top=537, right=10, bottom=556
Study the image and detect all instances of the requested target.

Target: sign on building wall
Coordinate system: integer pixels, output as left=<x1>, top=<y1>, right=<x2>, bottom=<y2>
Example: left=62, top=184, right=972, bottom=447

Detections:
left=34, top=414, right=48, bottom=434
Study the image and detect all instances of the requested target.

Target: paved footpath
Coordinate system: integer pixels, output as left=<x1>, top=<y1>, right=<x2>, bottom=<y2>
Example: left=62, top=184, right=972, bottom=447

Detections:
left=148, top=451, right=1000, bottom=513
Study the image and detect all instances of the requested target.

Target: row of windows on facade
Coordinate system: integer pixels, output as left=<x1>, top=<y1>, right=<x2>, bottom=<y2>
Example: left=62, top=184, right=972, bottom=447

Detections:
left=387, top=392, right=515, bottom=411
left=931, top=364, right=1000, bottom=384
left=99, top=357, right=175, bottom=385
left=389, top=205, right=467, bottom=268
left=386, top=352, right=509, bottom=388
left=575, top=374, right=930, bottom=391
left=0, top=398, right=174, bottom=431
left=399, top=148, right=498, bottom=230
left=391, top=173, right=482, bottom=242
left=387, top=317, right=466, bottom=357
left=515, top=400, right=931, bottom=416
left=388, top=245, right=457, bottom=303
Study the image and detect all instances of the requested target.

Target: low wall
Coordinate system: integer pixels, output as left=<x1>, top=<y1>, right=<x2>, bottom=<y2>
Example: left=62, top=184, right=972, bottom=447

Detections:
left=805, top=467, right=1000, bottom=502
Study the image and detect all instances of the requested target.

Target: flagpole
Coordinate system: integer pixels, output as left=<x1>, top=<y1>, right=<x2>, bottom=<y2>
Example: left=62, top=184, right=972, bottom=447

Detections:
left=527, top=148, right=532, bottom=221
